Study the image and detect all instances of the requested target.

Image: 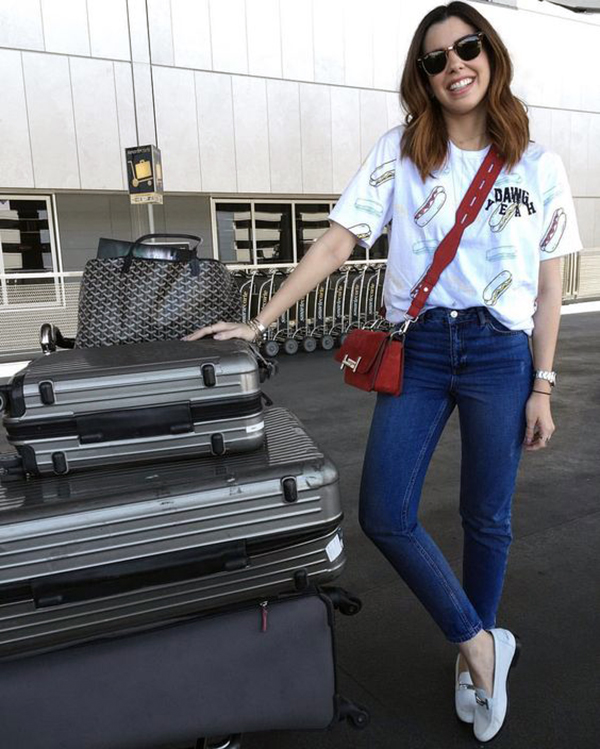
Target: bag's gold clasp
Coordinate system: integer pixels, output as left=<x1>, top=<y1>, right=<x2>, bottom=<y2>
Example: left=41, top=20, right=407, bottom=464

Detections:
left=340, top=354, right=362, bottom=373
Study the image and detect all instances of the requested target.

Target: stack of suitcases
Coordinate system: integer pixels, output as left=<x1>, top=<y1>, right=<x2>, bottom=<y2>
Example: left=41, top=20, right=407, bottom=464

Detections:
left=0, top=236, right=369, bottom=749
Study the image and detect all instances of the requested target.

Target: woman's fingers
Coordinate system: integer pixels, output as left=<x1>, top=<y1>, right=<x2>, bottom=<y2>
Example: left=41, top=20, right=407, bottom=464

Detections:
left=183, top=321, right=255, bottom=343
left=182, top=321, right=230, bottom=341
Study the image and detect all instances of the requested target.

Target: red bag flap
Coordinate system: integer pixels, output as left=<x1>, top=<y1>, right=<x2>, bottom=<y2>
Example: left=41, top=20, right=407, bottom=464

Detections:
left=334, top=329, right=388, bottom=374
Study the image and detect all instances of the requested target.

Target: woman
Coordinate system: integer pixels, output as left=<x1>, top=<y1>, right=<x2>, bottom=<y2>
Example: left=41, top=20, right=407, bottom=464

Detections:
left=185, top=1, right=582, bottom=741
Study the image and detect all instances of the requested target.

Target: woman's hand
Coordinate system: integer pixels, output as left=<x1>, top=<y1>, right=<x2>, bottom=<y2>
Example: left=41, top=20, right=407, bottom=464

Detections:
left=183, top=321, right=257, bottom=342
left=523, top=392, right=555, bottom=451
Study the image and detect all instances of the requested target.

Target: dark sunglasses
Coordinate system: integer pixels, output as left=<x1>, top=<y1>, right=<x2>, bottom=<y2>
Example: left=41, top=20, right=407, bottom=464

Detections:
left=418, top=32, right=485, bottom=76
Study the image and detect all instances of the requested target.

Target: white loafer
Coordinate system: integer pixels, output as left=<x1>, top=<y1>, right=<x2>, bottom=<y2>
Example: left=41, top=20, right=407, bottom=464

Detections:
left=473, top=628, right=521, bottom=742
left=455, top=654, right=476, bottom=723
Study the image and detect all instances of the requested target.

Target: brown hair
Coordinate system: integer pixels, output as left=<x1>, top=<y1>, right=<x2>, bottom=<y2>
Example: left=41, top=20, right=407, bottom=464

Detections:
left=399, top=1, right=529, bottom=182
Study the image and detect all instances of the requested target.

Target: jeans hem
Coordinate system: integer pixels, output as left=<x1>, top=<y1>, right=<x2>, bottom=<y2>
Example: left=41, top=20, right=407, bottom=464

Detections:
left=447, top=622, right=484, bottom=644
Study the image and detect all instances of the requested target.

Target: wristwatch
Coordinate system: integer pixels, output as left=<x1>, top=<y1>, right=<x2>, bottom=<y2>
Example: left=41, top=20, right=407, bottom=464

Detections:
left=534, top=370, right=557, bottom=387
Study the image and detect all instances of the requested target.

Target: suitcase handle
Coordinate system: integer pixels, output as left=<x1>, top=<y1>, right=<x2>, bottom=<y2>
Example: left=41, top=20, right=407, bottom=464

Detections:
left=10, top=541, right=250, bottom=609
left=121, top=233, right=204, bottom=274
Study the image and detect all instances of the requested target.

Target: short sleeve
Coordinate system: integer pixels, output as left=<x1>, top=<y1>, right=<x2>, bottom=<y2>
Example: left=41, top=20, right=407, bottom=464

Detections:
left=328, top=128, right=399, bottom=250
left=539, top=153, right=583, bottom=261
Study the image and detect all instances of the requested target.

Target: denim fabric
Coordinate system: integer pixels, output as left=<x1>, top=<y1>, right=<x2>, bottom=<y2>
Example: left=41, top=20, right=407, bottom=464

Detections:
left=359, top=306, right=534, bottom=643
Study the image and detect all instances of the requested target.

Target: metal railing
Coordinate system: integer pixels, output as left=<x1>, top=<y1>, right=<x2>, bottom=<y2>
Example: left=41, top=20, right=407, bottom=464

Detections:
left=0, top=252, right=593, bottom=360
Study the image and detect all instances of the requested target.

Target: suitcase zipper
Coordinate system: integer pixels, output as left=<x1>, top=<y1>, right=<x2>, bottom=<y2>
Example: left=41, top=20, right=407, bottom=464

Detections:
left=260, top=601, right=269, bottom=632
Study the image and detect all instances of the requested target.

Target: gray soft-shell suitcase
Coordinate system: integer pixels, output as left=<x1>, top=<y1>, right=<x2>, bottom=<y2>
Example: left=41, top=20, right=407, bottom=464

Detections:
left=0, top=408, right=345, bottom=658
left=0, top=338, right=269, bottom=476
left=0, top=588, right=369, bottom=749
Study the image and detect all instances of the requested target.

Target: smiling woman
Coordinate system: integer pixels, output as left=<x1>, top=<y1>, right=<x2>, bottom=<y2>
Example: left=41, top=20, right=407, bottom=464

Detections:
left=400, top=3, right=529, bottom=182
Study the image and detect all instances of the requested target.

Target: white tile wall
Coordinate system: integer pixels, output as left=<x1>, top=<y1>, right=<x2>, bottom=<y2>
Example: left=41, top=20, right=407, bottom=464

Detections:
left=153, top=66, right=202, bottom=191
left=127, top=0, right=150, bottom=63
left=313, top=0, right=345, bottom=86
left=331, top=87, right=360, bottom=193
left=343, top=0, right=373, bottom=89
left=280, top=0, right=314, bottom=82
left=386, top=92, right=403, bottom=130
left=0, top=50, right=34, bottom=187
left=372, top=0, right=403, bottom=91
left=210, top=0, right=248, bottom=75
left=195, top=72, right=237, bottom=192
left=0, top=0, right=44, bottom=51
left=247, top=0, right=282, bottom=78
left=266, top=79, right=302, bottom=194
left=132, top=62, right=156, bottom=145
left=299, top=83, right=332, bottom=194
left=575, top=198, right=595, bottom=249
left=550, top=109, right=572, bottom=174
left=569, top=112, right=590, bottom=197
left=22, top=52, right=80, bottom=189
left=593, top=199, right=600, bottom=247
left=70, top=57, right=123, bottom=190
left=171, top=0, right=212, bottom=70
left=147, top=0, right=174, bottom=66
left=113, top=62, right=138, bottom=189
left=40, top=0, right=90, bottom=57
left=528, top=107, right=552, bottom=150
left=588, top=115, right=600, bottom=198
left=359, top=90, right=388, bottom=162
left=87, top=0, right=130, bottom=61
left=232, top=76, right=271, bottom=193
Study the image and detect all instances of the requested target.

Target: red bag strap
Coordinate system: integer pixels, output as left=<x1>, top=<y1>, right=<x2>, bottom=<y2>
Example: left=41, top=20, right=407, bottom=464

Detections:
left=403, top=145, right=505, bottom=324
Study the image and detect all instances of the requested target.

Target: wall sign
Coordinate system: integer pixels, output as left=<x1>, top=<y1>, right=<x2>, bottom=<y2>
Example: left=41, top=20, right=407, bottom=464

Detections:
left=125, top=145, right=163, bottom=204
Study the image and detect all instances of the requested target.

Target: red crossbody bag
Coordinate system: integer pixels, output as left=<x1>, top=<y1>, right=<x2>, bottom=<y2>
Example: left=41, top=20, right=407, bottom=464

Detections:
left=334, top=145, right=505, bottom=396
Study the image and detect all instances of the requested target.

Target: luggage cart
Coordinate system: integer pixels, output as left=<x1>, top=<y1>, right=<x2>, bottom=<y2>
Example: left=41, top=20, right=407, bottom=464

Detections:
left=266, top=268, right=300, bottom=356
left=255, top=269, right=284, bottom=359
left=339, top=266, right=369, bottom=345
left=291, top=288, right=318, bottom=353
left=309, top=275, right=335, bottom=351
left=326, top=266, right=352, bottom=346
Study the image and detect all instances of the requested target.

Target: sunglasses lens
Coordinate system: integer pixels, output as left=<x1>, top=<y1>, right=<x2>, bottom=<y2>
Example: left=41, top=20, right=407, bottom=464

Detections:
left=422, top=51, right=446, bottom=76
left=457, top=35, right=482, bottom=61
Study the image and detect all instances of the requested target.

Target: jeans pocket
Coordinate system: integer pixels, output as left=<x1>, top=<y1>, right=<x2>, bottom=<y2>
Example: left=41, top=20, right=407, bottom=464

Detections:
left=484, top=314, right=522, bottom=335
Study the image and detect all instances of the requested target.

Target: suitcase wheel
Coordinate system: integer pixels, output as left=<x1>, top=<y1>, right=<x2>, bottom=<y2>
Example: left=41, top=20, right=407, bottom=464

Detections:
left=336, top=696, right=370, bottom=730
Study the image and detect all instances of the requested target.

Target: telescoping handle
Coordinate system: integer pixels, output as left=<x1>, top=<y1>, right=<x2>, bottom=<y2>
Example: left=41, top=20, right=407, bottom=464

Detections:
left=6, top=541, right=250, bottom=609
left=122, top=233, right=204, bottom=273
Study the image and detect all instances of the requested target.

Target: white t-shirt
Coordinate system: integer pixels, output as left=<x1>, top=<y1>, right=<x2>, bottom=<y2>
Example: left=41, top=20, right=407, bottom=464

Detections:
left=328, top=125, right=583, bottom=335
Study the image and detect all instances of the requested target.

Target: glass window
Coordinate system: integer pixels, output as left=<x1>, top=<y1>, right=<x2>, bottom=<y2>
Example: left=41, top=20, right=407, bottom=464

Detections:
left=0, top=198, right=53, bottom=273
left=254, top=203, right=293, bottom=264
left=295, top=203, right=330, bottom=260
left=215, top=203, right=253, bottom=263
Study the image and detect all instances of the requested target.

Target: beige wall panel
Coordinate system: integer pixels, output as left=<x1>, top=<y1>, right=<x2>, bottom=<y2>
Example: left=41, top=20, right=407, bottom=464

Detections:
left=593, top=199, right=600, bottom=246
left=87, top=0, right=130, bottom=61
left=0, top=0, right=44, bottom=51
left=127, top=0, right=150, bottom=63
left=343, top=0, right=373, bottom=89
left=587, top=115, right=600, bottom=198
left=210, top=0, right=248, bottom=74
left=279, top=0, right=314, bottom=82
left=550, top=108, right=572, bottom=174
left=147, top=0, right=174, bottom=66
left=359, top=89, right=388, bottom=162
left=0, top=50, right=34, bottom=188
left=266, top=79, right=302, bottom=194
left=41, top=0, right=90, bottom=56
left=331, top=87, right=360, bottom=194
left=313, top=0, right=344, bottom=86
left=372, top=0, right=403, bottom=91
left=299, top=83, right=332, bottom=194
left=569, top=112, right=589, bottom=198
left=114, top=62, right=138, bottom=189
left=386, top=92, right=402, bottom=131
left=70, top=57, right=123, bottom=190
left=132, top=62, right=156, bottom=145
left=153, top=66, right=202, bottom=191
left=196, top=71, right=237, bottom=192
left=528, top=107, right=552, bottom=151
left=232, top=76, right=270, bottom=193
left=171, top=0, right=212, bottom=70
left=247, top=0, right=282, bottom=78
left=575, top=198, right=595, bottom=249
left=22, top=52, right=80, bottom=188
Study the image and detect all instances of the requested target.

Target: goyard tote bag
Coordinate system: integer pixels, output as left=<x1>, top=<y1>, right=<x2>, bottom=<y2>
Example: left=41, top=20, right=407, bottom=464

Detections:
left=75, top=234, right=242, bottom=348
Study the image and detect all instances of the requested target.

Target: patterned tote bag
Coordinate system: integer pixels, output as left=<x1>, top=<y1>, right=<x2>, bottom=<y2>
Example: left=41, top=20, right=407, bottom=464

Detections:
left=74, top=234, right=242, bottom=348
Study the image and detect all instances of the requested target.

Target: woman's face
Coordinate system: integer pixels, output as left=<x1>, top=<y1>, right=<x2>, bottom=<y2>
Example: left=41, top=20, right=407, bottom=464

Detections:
left=422, top=16, right=491, bottom=115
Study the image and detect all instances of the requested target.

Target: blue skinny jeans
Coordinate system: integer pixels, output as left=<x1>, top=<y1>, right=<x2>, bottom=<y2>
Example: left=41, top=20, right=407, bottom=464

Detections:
left=359, top=306, right=534, bottom=643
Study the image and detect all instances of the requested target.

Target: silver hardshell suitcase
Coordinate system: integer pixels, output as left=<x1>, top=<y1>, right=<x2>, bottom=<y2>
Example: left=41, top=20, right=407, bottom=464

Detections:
left=1, top=338, right=269, bottom=477
left=0, top=408, right=345, bottom=658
